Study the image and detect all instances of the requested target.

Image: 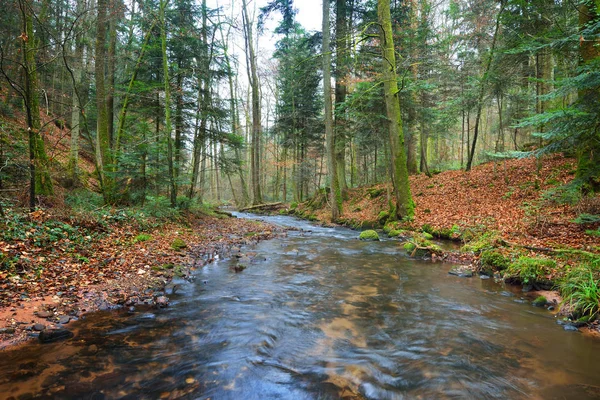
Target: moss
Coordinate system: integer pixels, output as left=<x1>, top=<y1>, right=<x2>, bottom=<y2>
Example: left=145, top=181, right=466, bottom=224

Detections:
left=290, top=202, right=298, bottom=210
left=422, top=232, right=434, bottom=240
left=461, top=232, right=501, bottom=253
left=359, top=230, right=380, bottom=241
left=388, top=229, right=403, bottom=238
left=171, top=238, right=187, bottom=250
left=378, top=210, right=390, bottom=224
left=533, top=296, right=548, bottom=307
left=480, top=250, right=509, bottom=271
left=367, top=187, right=384, bottom=198
left=403, top=242, right=416, bottom=252
left=134, top=233, right=151, bottom=243
left=506, top=256, right=556, bottom=285
left=383, top=221, right=401, bottom=234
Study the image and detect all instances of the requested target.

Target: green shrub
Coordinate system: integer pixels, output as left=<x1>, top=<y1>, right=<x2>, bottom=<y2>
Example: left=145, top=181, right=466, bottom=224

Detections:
left=560, top=266, right=600, bottom=319
left=383, top=221, right=401, bottom=234
left=134, top=233, right=152, bottom=243
left=421, top=224, right=433, bottom=234
left=65, top=189, right=104, bottom=211
left=572, top=213, right=600, bottom=225
left=480, top=250, right=509, bottom=270
left=506, top=257, right=556, bottom=285
left=585, top=228, right=600, bottom=237
left=143, top=196, right=179, bottom=219
left=290, top=202, right=298, bottom=210
left=359, top=230, right=380, bottom=241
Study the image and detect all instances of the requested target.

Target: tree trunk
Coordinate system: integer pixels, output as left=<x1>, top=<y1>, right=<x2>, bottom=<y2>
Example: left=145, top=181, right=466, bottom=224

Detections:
left=95, top=0, right=113, bottom=202
left=465, top=0, right=504, bottom=171
left=576, top=0, right=600, bottom=188
left=324, top=0, right=341, bottom=220
left=242, top=0, right=263, bottom=205
left=159, top=0, right=177, bottom=207
left=334, top=0, right=348, bottom=190
left=378, top=0, right=413, bottom=219
left=20, top=0, right=54, bottom=209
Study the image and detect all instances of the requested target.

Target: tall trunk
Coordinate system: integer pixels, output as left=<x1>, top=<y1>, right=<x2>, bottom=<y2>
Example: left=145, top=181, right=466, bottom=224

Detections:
left=242, top=0, right=263, bottom=204
left=95, top=0, right=113, bottom=201
left=159, top=0, right=177, bottom=207
left=68, top=0, right=86, bottom=184
left=174, top=60, right=183, bottom=180
left=19, top=0, right=53, bottom=210
left=107, top=0, right=118, bottom=149
left=324, top=0, right=341, bottom=220
left=466, top=0, right=504, bottom=171
left=334, top=0, right=348, bottom=190
left=576, top=0, right=600, bottom=187
left=378, top=0, right=413, bottom=219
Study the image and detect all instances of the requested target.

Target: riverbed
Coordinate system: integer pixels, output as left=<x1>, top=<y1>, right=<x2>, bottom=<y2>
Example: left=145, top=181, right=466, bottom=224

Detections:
left=0, top=213, right=599, bottom=399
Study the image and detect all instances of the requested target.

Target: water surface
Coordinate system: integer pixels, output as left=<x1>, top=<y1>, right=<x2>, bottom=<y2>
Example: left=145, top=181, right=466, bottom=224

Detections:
left=1, top=214, right=599, bottom=399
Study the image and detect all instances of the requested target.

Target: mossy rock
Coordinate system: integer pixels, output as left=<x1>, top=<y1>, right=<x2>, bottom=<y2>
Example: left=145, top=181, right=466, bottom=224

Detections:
left=359, top=230, right=380, bottom=241
left=366, top=187, right=385, bottom=199
left=388, top=229, right=404, bottom=238
left=404, top=242, right=416, bottom=252
left=480, top=250, right=509, bottom=271
left=422, top=232, right=434, bottom=240
left=171, top=238, right=187, bottom=250
left=461, top=232, right=502, bottom=253
left=532, top=296, right=548, bottom=307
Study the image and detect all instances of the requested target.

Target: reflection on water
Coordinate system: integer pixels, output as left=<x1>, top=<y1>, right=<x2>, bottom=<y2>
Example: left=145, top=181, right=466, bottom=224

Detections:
left=1, top=214, right=600, bottom=400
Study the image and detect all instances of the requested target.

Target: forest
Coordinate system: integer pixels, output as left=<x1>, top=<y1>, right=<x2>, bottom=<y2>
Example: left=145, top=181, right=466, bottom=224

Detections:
left=1, top=0, right=600, bottom=376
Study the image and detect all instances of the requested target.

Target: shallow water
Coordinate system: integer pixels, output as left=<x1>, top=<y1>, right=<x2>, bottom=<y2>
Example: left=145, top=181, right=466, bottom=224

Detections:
left=1, top=214, right=599, bottom=399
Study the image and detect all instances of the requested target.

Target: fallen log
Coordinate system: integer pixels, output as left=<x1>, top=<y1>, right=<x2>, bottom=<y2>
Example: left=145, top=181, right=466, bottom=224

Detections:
left=239, top=202, right=284, bottom=212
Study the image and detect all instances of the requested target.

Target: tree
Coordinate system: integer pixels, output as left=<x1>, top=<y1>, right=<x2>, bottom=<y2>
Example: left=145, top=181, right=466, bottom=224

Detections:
left=324, top=0, right=342, bottom=219
left=377, top=0, right=413, bottom=219
left=242, top=0, right=263, bottom=204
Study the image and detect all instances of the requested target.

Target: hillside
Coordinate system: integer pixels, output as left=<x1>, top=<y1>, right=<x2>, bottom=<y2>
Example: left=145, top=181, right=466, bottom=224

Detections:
left=301, top=155, right=599, bottom=252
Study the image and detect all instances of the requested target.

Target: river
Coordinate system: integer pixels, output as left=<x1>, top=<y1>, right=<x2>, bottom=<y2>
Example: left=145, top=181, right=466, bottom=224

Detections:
left=1, top=213, right=599, bottom=399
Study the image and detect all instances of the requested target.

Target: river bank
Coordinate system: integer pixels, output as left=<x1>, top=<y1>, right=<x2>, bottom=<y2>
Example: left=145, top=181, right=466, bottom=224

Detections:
left=0, top=209, right=282, bottom=349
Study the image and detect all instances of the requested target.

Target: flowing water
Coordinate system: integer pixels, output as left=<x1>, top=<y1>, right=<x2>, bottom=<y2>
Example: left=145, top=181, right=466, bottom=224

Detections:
left=1, top=214, right=599, bottom=400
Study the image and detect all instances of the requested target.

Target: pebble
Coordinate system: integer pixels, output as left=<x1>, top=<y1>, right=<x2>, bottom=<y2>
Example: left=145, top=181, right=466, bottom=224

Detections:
left=39, top=328, right=74, bottom=343
left=33, top=323, right=45, bottom=331
left=37, top=310, right=53, bottom=318
left=59, top=316, right=71, bottom=324
left=563, top=325, right=579, bottom=332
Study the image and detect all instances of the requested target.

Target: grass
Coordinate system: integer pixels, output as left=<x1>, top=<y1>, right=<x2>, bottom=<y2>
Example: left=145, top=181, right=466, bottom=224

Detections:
left=559, top=266, right=600, bottom=319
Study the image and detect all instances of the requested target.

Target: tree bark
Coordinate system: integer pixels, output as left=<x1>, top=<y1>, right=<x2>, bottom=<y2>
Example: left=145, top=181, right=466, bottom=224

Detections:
left=159, top=0, right=177, bottom=207
left=378, top=0, right=413, bottom=219
left=334, top=0, right=348, bottom=190
left=324, top=0, right=341, bottom=220
left=465, top=0, right=504, bottom=171
left=242, top=0, right=263, bottom=204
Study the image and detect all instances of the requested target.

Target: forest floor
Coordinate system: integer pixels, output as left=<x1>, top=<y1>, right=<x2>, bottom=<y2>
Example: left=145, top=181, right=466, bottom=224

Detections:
left=300, top=154, right=599, bottom=252
left=0, top=212, right=282, bottom=349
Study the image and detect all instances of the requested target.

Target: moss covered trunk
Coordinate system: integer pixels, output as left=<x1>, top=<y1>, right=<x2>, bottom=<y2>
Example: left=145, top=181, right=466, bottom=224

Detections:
left=377, top=0, right=413, bottom=220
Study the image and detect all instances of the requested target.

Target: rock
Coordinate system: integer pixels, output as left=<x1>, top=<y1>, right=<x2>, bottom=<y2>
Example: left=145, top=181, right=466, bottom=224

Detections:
left=479, top=275, right=491, bottom=280
left=155, top=296, right=169, bottom=307
left=164, top=283, right=179, bottom=295
left=58, top=316, right=71, bottom=324
left=139, top=313, right=156, bottom=320
left=359, top=230, right=380, bottom=241
left=39, top=328, right=74, bottom=343
left=33, top=323, right=45, bottom=331
left=547, top=306, right=555, bottom=311
left=36, top=310, right=53, bottom=318
left=0, top=327, right=15, bottom=334
left=448, top=265, right=473, bottom=278
left=563, top=325, right=579, bottom=332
